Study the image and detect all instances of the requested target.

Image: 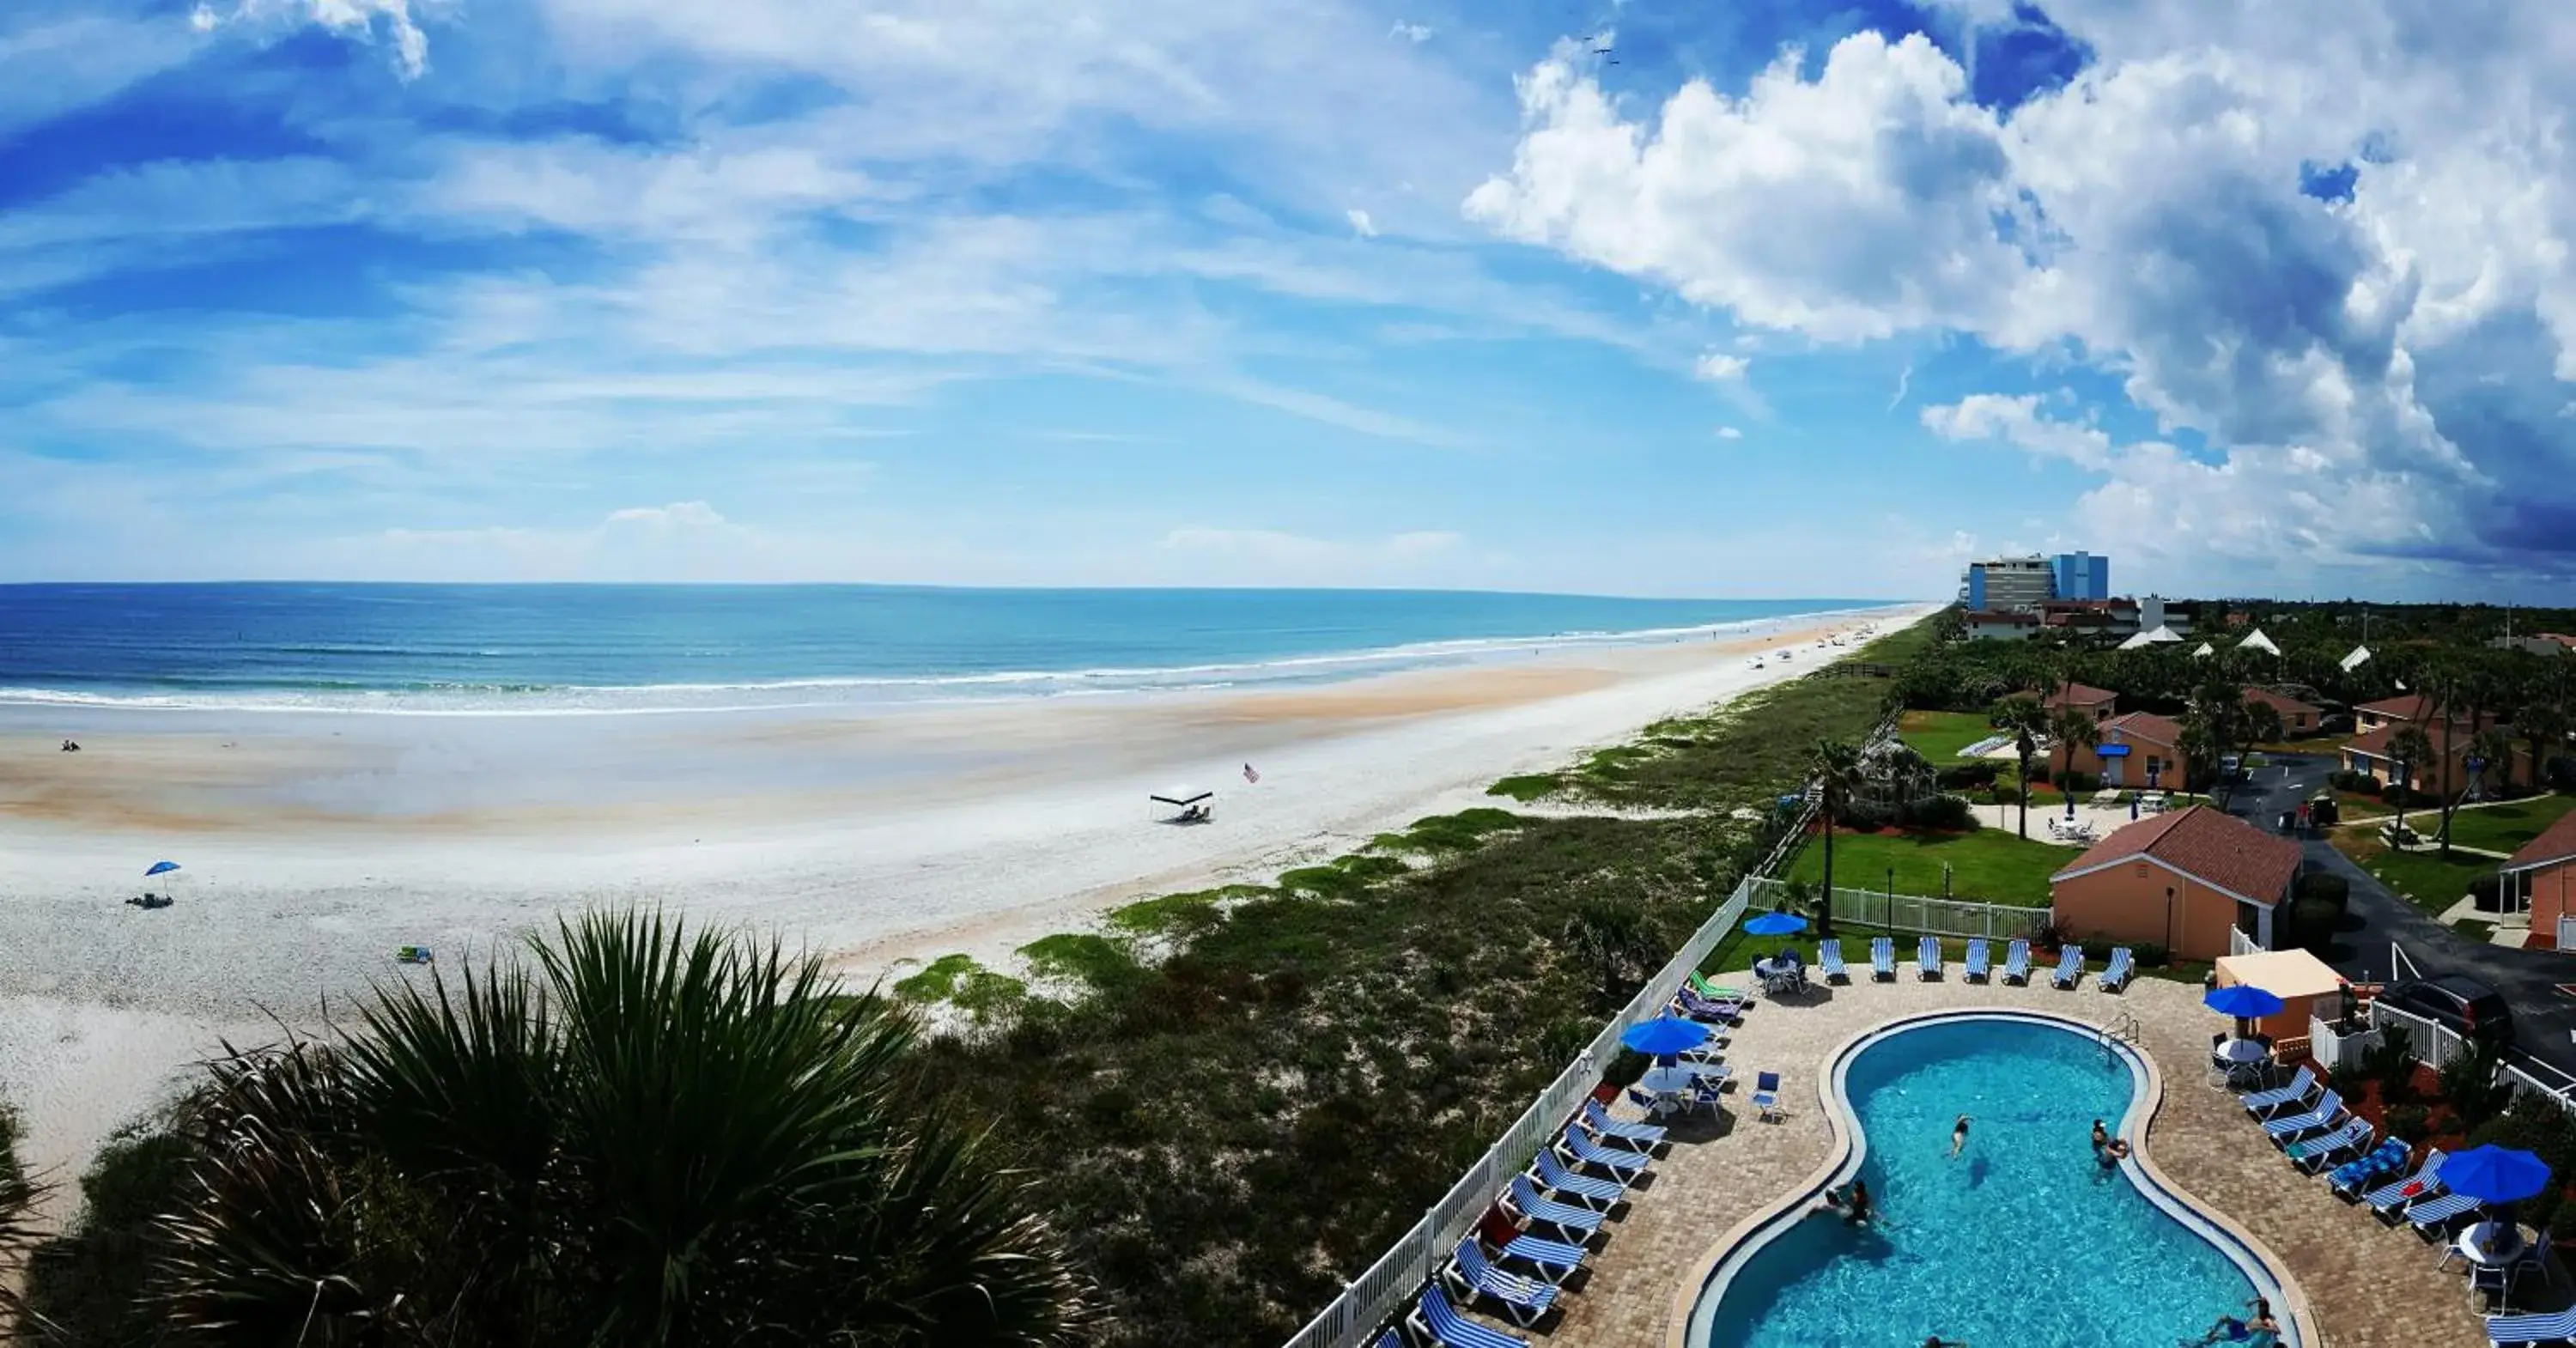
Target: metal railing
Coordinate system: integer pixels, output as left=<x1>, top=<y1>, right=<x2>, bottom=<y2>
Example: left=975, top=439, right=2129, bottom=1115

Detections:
left=1277, top=877, right=1754, bottom=1348
left=1747, top=877, right=2045, bottom=940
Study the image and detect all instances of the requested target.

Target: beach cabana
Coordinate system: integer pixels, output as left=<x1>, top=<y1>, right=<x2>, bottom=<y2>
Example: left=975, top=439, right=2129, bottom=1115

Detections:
left=2341, top=644, right=2372, bottom=672
left=2215, top=948, right=2344, bottom=1041
left=1150, top=786, right=1214, bottom=823
left=2239, top=628, right=2281, bottom=657
left=2117, top=624, right=2184, bottom=651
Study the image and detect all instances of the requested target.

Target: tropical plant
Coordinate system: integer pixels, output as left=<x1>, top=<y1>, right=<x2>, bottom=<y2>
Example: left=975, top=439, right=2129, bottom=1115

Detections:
left=2470, top=725, right=2520, bottom=801
left=138, top=910, right=1097, bottom=1348
left=1991, top=695, right=2047, bottom=839
left=2386, top=723, right=2437, bottom=843
left=0, top=1102, right=47, bottom=1340
left=2519, top=700, right=2571, bottom=794
left=2440, top=1040, right=2512, bottom=1131
left=2047, top=704, right=2100, bottom=810
left=2177, top=714, right=2221, bottom=796
left=1808, top=738, right=1867, bottom=935
left=1561, top=896, right=1662, bottom=1011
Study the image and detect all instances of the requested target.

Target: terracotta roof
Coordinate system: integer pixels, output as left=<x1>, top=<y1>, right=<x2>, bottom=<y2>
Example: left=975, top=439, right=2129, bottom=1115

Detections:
left=2103, top=710, right=2182, bottom=747
left=2343, top=723, right=2488, bottom=762
left=2240, top=686, right=2322, bottom=719
left=2044, top=681, right=2118, bottom=708
left=2507, top=810, right=2576, bottom=872
left=2050, top=805, right=2304, bottom=905
left=2356, top=693, right=2441, bottom=722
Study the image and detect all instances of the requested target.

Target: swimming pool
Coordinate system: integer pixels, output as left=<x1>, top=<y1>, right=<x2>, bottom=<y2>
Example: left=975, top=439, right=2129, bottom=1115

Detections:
left=1686, top=1012, right=2300, bottom=1348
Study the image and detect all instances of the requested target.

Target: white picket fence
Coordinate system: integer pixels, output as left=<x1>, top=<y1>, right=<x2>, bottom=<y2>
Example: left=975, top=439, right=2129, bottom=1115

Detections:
left=1746, top=877, right=2044, bottom=940
left=1277, top=878, right=1753, bottom=1348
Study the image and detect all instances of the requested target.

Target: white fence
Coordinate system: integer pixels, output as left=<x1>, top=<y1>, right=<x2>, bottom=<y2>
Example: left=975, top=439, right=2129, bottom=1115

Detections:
left=2230, top=926, right=2261, bottom=958
left=1747, top=877, right=2044, bottom=940
left=1277, top=878, right=1754, bottom=1348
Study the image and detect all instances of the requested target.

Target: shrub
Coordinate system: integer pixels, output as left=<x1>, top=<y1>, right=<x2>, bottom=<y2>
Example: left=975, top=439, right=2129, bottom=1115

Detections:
left=2058, top=769, right=2100, bottom=793
left=2326, top=1059, right=2372, bottom=1100
left=1900, top=794, right=1978, bottom=831
left=2296, top=872, right=2350, bottom=908
left=2028, top=917, right=2070, bottom=952
left=2441, top=1042, right=2512, bottom=1129
left=2329, top=769, right=2379, bottom=793
left=2470, top=874, right=2507, bottom=911
left=2286, top=896, right=2342, bottom=954
left=2369, top=1024, right=2417, bottom=1103
left=1601, top=1047, right=1649, bottom=1090
left=1937, top=762, right=1999, bottom=790
left=2131, top=942, right=2169, bottom=968
left=2385, top=1104, right=2433, bottom=1143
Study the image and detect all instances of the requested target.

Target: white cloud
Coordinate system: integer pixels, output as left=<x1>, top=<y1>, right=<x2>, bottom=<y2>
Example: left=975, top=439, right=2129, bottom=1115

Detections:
left=1389, top=21, right=1433, bottom=44
left=1715, top=425, right=1742, bottom=439
left=191, top=0, right=437, bottom=78
left=1692, top=351, right=1748, bottom=382
left=1346, top=208, right=1378, bottom=238
left=1919, top=393, right=2114, bottom=470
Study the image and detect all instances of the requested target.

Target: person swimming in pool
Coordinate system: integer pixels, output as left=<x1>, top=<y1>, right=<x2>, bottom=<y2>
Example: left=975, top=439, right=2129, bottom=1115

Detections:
left=2092, top=1118, right=2132, bottom=1163
left=1949, top=1114, right=1970, bottom=1158
left=2187, top=1297, right=2277, bottom=1345
left=1815, top=1179, right=1875, bottom=1226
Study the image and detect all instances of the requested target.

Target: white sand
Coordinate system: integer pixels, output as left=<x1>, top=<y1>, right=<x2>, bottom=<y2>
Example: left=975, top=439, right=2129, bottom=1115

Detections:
left=0, top=604, right=1933, bottom=1196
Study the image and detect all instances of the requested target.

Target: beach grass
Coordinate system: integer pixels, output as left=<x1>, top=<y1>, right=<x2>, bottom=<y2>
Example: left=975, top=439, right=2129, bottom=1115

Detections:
left=1486, top=772, right=1564, bottom=802
left=1783, top=827, right=2065, bottom=907
left=1896, top=708, right=1996, bottom=761
left=890, top=952, right=1028, bottom=1017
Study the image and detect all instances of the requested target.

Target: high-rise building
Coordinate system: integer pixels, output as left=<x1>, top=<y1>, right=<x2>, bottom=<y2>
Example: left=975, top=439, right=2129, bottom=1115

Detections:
left=1963, top=555, right=2055, bottom=612
left=2050, top=551, right=2110, bottom=602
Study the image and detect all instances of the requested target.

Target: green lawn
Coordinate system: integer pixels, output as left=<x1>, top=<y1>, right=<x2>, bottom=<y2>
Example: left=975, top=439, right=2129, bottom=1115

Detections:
left=1786, top=827, right=2069, bottom=907
left=2439, top=794, right=2576, bottom=855
left=1898, top=709, right=1996, bottom=762
left=2334, top=831, right=2497, bottom=916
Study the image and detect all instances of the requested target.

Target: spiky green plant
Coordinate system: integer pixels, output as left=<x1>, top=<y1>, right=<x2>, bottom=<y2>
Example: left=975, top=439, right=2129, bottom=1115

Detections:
left=150, top=911, right=1097, bottom=1347
left=1, top=1102, right=50, bottom=1341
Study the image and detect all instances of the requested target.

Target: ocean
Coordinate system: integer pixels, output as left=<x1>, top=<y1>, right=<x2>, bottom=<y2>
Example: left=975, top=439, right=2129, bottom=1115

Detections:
left=0, top=584, right=1887, bottom=715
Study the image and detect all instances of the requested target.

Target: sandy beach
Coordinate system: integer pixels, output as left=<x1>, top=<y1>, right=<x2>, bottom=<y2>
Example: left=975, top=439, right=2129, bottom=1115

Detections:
left=0, top=603, right=1931, bottom=1195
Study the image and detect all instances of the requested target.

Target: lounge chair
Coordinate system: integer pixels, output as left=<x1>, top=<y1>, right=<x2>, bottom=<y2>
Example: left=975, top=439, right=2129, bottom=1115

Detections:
left=1411, top=1285, right=1529, bottom=1348
left=1507, top=1174, right=1604, bottom=1241
left=1963, top=938, right=1991, bottom=981
left=2406, top=1188, right=2482, bottom=1236
left=1870, top=937, right=1895, bottom=981
left=2364, top=1149, right=2446, bottom=1216
left=2100, top=946, right=2135, bottom=993
left=1532, top=1147, right=1628, bottom=1209
left=1582, top=1098, right=1666, bottom=1151
left=1494, top=1230, right=1587, bottom=1282
left=2240, top=1066, right=2318, bottom=1118
left=1818, top=938, right=1848, bottom=983
left=2482, top=1307, right=2576, bottom=1346
left=2326, top=1139, right=2412, bottom=1199
left=1559, top=1126, right=1651, bottom=1179
left=1687, top=1060, right=1734, bottom=1085
left=2260, top=1090, right=2344, bottom=1142
left=2002, top=938, right=2032, bottom=984
left=2287, top=1117, right=2374, bottom=1174
left=1674, top=987, right=1745, bottom=1023
left=2050, top=944, right=2085, bottom=989
left=1443, top=1239, right=1557, bottom=1327
left=1374, top=1329, right=1403, bottom=1348
left=1751, top=1070, right=1783, bottom=1122
left=1688, top=973, right=1748, bottom=1002
left=1915, top=935, right=1943, bottom=980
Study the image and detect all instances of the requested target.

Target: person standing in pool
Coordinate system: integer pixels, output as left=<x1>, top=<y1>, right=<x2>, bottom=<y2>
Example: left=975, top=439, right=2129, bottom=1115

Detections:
left=2188, top=1297, right=2276, bottom=1345
left=2091, top=1119, right=2131, bottom=1163
left=1949, top=1114, right=1970, bottom=1158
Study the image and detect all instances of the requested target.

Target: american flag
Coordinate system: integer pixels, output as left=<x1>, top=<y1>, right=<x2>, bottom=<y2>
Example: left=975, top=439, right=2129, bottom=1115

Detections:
left=1242, top=762, right=1260, bottom=784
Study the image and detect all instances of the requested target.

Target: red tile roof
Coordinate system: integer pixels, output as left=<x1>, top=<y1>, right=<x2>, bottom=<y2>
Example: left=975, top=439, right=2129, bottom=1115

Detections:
left=2357, top=693, right=2441, bottom=722
left=2508, top=811, right=2576, bottom=872
left=2050, top=805, right=2304, bottom=904
left=2044, top=681, right=2118, bottom=709
left=2343, top=723, right=2485, bottom=762
left=2103, top=710, right=2182, bottom=747
left=2240, top=686, right=2321, bottom=720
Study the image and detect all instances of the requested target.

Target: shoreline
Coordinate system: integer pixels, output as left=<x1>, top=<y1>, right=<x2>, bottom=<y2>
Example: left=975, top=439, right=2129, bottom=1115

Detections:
left=0, top=601, right=1935, bottom=1205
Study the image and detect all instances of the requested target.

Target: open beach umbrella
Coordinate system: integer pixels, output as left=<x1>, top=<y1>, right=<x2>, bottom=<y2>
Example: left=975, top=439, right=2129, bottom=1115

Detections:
left=144, top=860, right=181, bottom=878
left=2444, top=1145, right=2552, bottom=1205
left=2204, top=983, right=2283, bottom=1038
left=1620, top=1014, right=1712, bottom=1058
left=1744, top=910, right=1807, bottom=937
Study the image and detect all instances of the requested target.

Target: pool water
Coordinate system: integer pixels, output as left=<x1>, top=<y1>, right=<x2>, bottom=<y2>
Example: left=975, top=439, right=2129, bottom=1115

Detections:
left=1692, top=1017, right=2274, bottom=1348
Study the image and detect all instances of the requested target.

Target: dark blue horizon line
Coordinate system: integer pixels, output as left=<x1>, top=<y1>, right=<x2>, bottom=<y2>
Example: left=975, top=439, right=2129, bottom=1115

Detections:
left=0, top=580, right=1921, bottom=604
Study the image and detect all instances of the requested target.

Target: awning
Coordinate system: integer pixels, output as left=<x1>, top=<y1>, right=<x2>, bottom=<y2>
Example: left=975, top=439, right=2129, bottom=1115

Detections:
left=2096, top=744, right=2131, bottom=757
left=1150, top=788, right=1214, bottom=806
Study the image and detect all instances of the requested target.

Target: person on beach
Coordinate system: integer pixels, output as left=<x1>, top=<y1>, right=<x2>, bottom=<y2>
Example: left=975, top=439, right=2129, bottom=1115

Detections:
left=1949, top=1114, right=1970, bottom=1158
left=2092, top=1119, right=2131, bottom=1163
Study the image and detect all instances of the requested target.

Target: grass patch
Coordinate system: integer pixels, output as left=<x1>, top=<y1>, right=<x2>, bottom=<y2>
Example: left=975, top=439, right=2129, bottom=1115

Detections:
left=890, top=953, right=1029, bottom=1017
left=1486, top=773, right=1564, bottom=803
left=2440, top=794, right=2576, bottom=854
left=1018, top=933, right=1145, bottom=993
left=1896, top=709, right=1995, bottom=762
left=2333, top=833, right=2497, bottom=917
left=1784, top=827, right=2068, bottom=907
left=1105, top=888, right=1245, bottom=940
left=1370, top=807, right=1527, bottom=854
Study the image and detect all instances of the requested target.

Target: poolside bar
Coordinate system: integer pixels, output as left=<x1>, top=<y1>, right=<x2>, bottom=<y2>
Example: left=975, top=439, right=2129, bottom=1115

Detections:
left=2213, top=948, right=2344, bottom=1045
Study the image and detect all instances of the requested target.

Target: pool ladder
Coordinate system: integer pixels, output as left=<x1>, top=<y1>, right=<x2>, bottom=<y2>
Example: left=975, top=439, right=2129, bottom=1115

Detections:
left=2099, top=1011, right=2142, bottom=1062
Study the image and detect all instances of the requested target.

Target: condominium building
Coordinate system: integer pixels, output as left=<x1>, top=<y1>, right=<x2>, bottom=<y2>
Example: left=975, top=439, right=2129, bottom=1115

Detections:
left=1962, top=555, right=2056, bottom=612
left=2051, top=550, right=2110, bottom=601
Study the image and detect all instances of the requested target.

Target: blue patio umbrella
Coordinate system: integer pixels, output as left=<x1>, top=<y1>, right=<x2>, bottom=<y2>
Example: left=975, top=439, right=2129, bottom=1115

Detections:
left=1620, top=1014, right=1712, bottom=1058
left=1743, top=910, right=1807, bottom=937
left=2442, top=1145, right=2553, bottom=1205
left=2202, top=985, right=2285, bottom=1018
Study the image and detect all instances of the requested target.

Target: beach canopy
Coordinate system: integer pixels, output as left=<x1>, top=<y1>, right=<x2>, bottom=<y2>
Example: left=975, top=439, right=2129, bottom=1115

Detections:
left=1148, top=787, right=1213, bottom=807
left=2440, top=1145, right=2552, bottom=1204
left=144, top=860, right=181, bottom=877
left=2341, top=644, right=2372, bottom=672
left=2117, top=624, right=2184, bottom=650
left=1620, top=1014, right=1712, bottom=1056
left=1743, top=910, right=1808, bottom=937
left=2190, top=641, right=2215, bottom=659
left=2239, top=628, right=2281, bottom=656
left=2203, top=985, right=2286, bottom=1018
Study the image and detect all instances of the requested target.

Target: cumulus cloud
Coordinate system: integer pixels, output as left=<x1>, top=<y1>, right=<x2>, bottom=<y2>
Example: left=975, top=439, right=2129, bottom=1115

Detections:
left=1346, top=208, right=1378, bottom=238
left=1467, top=8, right=2576, bottom=581
left=1389, top=21, right=1433, bottom=44
left=189, top=0, right=436, bottom=77
left=1692, top=351, right=1748, bottom=382
left=1716, top=425, right=1742, bottom=439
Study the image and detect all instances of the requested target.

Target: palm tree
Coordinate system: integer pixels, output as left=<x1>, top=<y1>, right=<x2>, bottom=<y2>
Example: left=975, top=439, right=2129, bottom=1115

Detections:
left=2223, top=695, right=2283, bottom=809
left=2471, top=724, right=2518, bottom=800
left=2520, top=700, right=2569, bottom=794
left=150, top=910, right=1097, bottom=1347
left=2046, top=704, right=2100, bottom=817
left=2387, top=723, right=2437, bottom=845
left=1992, top=696, right=2047, bottom=839
left=1808, top=738, right=1867, bottom=936
left=1563, top=897, right=1662, bottom=1012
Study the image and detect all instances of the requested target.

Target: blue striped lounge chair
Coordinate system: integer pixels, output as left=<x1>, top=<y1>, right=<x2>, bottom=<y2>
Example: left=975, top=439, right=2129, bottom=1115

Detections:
left=1374, top=1329, right=1404, bottom=1348
left=2241, top=1066, right=2318, bottom=1118
left=1963, top=938, right=1991, bottom=981
left=2326, top=1139, right=2412, bottom=1199
left=1751, top=1070, right=1783, bottom=1122
left=2287, top=1117, right=2373, bottom=1174
left=1560, top=1125, right=1651, bottom=1179
left=2002, top=938, right=2032, bottom=984
left=1532, top=1146, right=1627, bottom=1210
left=2405, top=1187, right=2482, bottom=1236
left=1818, top=938, right=1849, bottom=982
left=2482, top=1306, right=2576, bottom=1346
left=1507, top=1174, right=1605, bottom=1241
left=2364, top=1149, right=2446, bottom=1217
left=2260, top=1090, right=2343, bottom=1142
left=1583, top=1098, right=1666, bottom=1150
left=1916, top=936, right=1943, bottom=980
left=1688, top=1060, right=1734, bottom=1086
left=2050, top=944, right=2085, bottom=989
left=1674, top=987, right=1745, bottom=1024
left=1493, top=1228, right=1587, bottom=1282
left=1443, top=1238, right=1557, bottom=1327
left=1410, top=1284, right=1529, bottom=1348
left=2100, top=946, right=2136, bottom=993
left=1870, top=937, right=1896, bottom=981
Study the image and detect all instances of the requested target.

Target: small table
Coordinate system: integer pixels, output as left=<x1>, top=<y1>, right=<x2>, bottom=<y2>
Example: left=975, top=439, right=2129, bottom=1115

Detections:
left=1639, top=1066, right=1698, bottom=1115
left=2212, top=1037, right=2271, bottom=1089
left=2456, top=1222, right=2537, bottom=1309
left=1753, top=957, right=1806, bottom=997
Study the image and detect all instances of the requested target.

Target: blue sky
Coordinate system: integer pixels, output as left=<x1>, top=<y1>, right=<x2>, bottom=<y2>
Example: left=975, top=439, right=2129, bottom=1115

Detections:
left=3, top=0, right=2573, bottom=599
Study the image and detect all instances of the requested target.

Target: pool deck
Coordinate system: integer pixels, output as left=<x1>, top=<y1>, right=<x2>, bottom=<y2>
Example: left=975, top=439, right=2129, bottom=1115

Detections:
left=1516, top=967, right=2488, bottom=1348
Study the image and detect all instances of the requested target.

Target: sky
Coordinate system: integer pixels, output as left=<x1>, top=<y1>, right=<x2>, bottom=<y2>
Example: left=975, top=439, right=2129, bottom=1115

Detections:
left=3, top=0, right=2575, bottom=600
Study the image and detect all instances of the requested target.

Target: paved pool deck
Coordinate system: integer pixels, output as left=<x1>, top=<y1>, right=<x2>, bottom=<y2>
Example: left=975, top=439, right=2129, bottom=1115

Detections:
left=1492, top=966, right=2492, bottom=1348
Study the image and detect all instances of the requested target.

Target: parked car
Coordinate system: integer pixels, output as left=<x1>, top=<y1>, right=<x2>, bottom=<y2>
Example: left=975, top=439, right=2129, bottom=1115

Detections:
left=2378, top=975, right=2516, bottom=1050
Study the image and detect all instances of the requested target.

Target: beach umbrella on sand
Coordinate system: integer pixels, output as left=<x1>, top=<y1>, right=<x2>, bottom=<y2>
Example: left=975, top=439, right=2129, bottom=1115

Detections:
left=2203, top=983, right=2283, bottom=1038
left=1744, top=910, right=1807, bottom=937
left=1620, top=1014, right=1711, bottom=1059
left=143, top=859, right=182, bottom=905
